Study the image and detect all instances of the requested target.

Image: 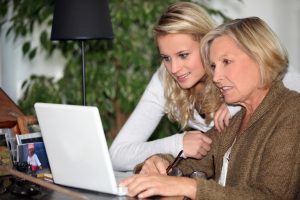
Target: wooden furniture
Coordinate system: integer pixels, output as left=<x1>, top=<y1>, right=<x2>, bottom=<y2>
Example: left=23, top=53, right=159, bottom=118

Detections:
left=16, top=115, right=38, bottom=134
left=0, top=88, right=24, bottom=129
left=0, top=88, right=38, bottom=135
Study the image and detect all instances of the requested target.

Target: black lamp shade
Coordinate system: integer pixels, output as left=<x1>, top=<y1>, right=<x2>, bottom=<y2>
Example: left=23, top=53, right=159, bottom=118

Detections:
left=51, top=0, right=113, bottom=40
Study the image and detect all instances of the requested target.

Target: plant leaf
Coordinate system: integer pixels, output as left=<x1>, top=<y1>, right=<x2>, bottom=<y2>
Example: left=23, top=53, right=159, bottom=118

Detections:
left=29, top=48, right=37, bottom=60
left=22, top=41, right=31, bottom=55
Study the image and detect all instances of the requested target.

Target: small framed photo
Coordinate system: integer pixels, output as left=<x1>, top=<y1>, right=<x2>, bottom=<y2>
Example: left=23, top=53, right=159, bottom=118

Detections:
left=17, top=142, right=50, bottom=175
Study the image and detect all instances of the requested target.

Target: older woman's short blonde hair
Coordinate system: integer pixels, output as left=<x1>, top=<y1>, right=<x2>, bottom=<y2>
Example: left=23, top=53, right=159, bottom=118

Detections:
left=153, top=2, right=215, bottom=128
left=201, top=17, right=289, bottom=88
left=199, top=17, right=289, bottom=114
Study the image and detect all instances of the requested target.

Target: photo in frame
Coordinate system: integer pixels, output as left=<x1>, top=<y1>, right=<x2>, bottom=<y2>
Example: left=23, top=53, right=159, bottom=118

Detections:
left=17, top=142, right=50, bottom=175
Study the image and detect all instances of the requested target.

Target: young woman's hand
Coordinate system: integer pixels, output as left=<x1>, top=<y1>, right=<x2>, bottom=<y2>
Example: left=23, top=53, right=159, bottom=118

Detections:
left=120, top=174, right=197, bottom=199
left=139, top=155, right=170, bottom=175
left=214, top=103, right=231, bottom=132
left=183, top=131, right=212, bottom=159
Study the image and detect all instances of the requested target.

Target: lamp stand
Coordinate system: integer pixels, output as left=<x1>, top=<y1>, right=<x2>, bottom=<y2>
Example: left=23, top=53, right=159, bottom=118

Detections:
left=80, top=40, right=86, bottom=106
left=51, top=0, right=113, bottom=106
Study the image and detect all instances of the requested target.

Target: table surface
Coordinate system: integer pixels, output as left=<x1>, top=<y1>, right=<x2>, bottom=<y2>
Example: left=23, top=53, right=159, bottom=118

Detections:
left=0, top=174, right=184, bottom=200
left=0, top=186, right=137, bottom=200
left=0, top=184, right=183, bottom=200
left=0, top=171, right=136, bottom=200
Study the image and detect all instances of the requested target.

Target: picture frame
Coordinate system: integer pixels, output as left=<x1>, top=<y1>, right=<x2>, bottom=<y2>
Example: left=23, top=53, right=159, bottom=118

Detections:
left=17, top=142, right=50, bottom=175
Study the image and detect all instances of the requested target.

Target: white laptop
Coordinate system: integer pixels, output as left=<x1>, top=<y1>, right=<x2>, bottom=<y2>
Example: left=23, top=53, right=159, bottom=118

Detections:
left=34, top=102, right=128, bottom=196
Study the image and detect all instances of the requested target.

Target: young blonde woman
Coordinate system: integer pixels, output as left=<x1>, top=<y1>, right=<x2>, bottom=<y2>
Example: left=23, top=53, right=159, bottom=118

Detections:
left=109, top=2, right=240, bottom=171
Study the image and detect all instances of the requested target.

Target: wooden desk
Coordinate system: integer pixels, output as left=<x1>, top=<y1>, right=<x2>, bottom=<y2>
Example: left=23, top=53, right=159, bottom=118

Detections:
left=0, top=172, right=184, bottom=200
left=0, top=185, right=136, bottom=200
left=0, top=182, right=183, bottom=200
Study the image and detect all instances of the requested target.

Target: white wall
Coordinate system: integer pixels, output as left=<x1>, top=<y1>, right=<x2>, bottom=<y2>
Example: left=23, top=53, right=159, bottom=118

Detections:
left=0, top=0, right=299, bottom=102
left=0, top=22, right=65, bottom=103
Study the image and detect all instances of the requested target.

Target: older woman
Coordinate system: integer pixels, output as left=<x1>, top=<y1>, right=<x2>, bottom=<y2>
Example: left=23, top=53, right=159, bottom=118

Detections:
left=120, top=17, right=300, bottom=199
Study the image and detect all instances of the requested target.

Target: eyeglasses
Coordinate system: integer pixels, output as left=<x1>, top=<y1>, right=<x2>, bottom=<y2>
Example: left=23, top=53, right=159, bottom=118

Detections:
left=166, top=150, right=207, bottom=179
left=166, top=150, right=183, bottom=175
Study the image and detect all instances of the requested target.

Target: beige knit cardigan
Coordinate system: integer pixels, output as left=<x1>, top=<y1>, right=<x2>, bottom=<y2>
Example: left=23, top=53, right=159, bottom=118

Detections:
left=149, top=82, right=300, bottom=200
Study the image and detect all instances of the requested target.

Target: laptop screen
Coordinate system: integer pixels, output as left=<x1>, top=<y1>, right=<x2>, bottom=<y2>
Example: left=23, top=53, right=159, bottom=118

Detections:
left=34, top=103, right=124, bottom=195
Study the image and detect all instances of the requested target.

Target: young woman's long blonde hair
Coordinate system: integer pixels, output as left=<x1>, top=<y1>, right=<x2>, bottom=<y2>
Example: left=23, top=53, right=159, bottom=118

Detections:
left=153, top=2, right=219, bottom=129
